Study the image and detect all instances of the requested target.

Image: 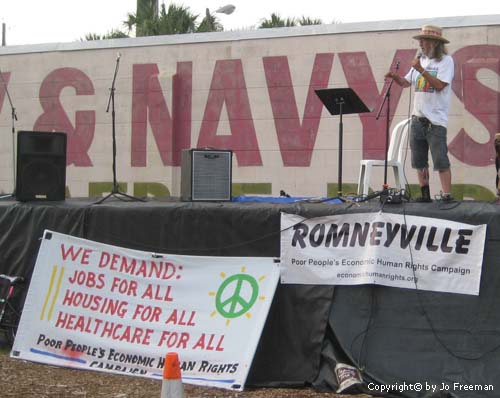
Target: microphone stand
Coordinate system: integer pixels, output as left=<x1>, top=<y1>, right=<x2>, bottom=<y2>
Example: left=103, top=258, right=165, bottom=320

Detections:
left=95, top=55, right=145, bottom=204
left=0, top=68, right=18, bottom=200
left=374, top=61, right=400, bottom=201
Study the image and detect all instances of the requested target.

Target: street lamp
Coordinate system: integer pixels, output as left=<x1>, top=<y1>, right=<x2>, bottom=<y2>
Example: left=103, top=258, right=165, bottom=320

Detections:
left=206, top=4, right=236, bottom=19
left=204, top=4, right=236, bottom=31
left=215, top=4, right=236, bottom=15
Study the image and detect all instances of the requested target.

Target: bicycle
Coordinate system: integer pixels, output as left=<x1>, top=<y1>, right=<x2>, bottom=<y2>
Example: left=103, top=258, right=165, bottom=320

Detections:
left=0, top=274, right=25, bottom=347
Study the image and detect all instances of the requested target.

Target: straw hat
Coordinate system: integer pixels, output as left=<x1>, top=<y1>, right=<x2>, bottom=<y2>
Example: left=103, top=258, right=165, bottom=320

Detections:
left=413, top=25, right=449, bottom=43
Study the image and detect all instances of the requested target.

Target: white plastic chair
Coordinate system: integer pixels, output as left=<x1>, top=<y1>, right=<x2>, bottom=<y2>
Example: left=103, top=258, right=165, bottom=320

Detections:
left=357, top=118, right=411, bottom=196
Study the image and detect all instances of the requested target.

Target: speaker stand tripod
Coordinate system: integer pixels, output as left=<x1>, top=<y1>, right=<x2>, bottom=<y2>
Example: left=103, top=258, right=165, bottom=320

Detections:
left=95, top=54, right=144, bottom=205
left=0, top=68, right=18, bottom=200
left=373, top=61, right=400, bottom=203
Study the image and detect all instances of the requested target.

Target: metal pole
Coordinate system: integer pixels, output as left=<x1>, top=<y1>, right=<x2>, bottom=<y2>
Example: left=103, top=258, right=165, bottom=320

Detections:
left=338, top=101, right=343, bottom=197
left=2, top=23, right=6, bottom=46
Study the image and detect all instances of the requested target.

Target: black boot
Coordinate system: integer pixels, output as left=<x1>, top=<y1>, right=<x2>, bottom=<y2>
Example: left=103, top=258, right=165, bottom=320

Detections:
left=415, top=185, right=432, bottom=202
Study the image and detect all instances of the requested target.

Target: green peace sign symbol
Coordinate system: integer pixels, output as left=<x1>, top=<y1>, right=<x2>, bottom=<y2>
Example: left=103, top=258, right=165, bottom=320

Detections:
left=215, top=273, right=259, bottom=319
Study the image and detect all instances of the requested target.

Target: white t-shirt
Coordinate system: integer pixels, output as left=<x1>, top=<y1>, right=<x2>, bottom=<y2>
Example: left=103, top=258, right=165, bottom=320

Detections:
left=404, top=54, right=454, bottom=127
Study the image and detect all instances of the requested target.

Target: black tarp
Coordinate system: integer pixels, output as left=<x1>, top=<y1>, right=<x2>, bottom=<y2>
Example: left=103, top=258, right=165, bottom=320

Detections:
left=320, top=201, right=500, bottom=398
left=1, top=198, right=499, bottom=397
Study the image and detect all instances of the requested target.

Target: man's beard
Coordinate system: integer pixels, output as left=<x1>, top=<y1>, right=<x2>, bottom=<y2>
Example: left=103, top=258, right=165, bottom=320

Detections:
left=427, top=47, right=436, bottom=59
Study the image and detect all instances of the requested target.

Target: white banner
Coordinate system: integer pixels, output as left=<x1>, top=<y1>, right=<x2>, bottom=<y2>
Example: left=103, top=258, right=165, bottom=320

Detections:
left=12, top=231, right=280, bottom=391
left=280, top=212, right=486, bottom=295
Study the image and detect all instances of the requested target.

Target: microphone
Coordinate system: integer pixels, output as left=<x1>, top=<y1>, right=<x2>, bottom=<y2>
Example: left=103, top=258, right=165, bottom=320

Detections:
left=412, top=52, right=423, bottom=75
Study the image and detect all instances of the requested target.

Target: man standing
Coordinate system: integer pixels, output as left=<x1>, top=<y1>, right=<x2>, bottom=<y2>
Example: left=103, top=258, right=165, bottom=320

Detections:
left=385, top=25, right=454, bottom=202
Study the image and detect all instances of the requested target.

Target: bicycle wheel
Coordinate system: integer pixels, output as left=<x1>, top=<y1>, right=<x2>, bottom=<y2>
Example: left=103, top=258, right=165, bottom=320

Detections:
left=0, top=303, right=21, bottom=347
left=7, top=326, right=16, bottom=346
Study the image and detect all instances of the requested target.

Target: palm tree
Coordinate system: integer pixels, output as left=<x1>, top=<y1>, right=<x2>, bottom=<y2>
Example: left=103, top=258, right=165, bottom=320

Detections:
left=85, top=0, right=225, bottom=40
left=125, top=2, right=221, bottom=37
left=125, top=0, right=159, bottom=36
left=155, top=3, right=198, bottom=35
left=84, top=0, right=158, bottom=40
left=259, top=13, right=296, bottom=28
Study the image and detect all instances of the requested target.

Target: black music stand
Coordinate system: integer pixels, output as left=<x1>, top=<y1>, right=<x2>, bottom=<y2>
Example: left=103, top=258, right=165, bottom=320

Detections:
left=315, top=88, right=370, bottom=198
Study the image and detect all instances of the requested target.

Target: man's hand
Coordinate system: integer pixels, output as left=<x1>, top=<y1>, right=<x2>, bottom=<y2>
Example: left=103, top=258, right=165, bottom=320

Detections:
left=411, top=57, right=424, bottom=73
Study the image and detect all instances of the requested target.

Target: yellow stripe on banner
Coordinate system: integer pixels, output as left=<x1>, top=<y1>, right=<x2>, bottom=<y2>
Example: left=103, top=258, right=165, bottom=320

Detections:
left=40, top=266, right=59, bottom=321
left=47, top=267, right=65, bottom=321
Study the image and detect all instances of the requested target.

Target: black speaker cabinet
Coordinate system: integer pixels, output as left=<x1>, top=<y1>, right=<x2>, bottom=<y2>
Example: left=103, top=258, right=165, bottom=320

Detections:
left=16, top=131, right=67, bottom=202
left=181, top=149, right=232, bottom=201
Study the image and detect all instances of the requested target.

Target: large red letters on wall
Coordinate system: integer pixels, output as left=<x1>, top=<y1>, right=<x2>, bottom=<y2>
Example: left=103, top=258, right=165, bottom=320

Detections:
left=0, top=45, right=498, bottom=168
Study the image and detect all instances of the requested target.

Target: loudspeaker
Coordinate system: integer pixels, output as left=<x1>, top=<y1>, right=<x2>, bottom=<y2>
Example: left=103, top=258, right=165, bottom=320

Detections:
left=16, top=131, right=67, bottom=202
left=181, top=149, right=232, bottom=201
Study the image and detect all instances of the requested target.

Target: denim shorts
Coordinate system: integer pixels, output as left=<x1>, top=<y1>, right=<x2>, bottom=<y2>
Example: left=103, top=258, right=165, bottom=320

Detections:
left=410, top=116, right=450, bottom=170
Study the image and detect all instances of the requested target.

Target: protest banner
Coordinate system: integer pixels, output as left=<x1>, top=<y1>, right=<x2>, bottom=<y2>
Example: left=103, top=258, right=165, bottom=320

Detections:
left=281, top=212, right=486, bottom=295
left=12, top=230, right=280, bottom=390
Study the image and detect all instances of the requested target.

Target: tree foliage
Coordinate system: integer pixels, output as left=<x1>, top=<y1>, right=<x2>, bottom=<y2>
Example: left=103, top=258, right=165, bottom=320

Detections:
left=259, top=13, right=296, bottom=28
left=297, top=16, right=323, bottom=26
left=124, top=2, right=224, bottom=36
left=83, top=29, right=129, bottom=41
left=155, top=3, right=198, bottom=35
left=259, top=13, right=324, bottom=28
left=84, top=1, right=327, bottom=41
left=132, top=0, right=159, bottom=36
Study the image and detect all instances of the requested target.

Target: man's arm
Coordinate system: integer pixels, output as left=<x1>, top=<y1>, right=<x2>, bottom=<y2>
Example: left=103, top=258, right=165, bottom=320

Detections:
left=384, top=71, right=411, bottom=88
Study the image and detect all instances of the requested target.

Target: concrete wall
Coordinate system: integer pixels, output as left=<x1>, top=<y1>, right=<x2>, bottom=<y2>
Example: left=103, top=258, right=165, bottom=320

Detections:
left=1, top=15, right=499, bottom=199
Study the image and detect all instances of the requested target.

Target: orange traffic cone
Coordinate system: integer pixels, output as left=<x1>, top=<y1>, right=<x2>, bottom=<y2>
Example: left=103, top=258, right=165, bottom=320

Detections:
left=161, top=352, right=184, bottom=398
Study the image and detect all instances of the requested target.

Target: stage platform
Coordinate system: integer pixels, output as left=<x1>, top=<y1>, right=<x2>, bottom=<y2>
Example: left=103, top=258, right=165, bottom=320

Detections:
left=1, top=197, right=500, bottom=397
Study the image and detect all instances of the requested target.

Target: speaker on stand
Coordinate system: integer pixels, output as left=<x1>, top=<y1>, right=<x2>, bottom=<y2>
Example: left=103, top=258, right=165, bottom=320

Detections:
left=181, top=149, right=232, bottom=201
left=15, top=131, right=67, bottom=202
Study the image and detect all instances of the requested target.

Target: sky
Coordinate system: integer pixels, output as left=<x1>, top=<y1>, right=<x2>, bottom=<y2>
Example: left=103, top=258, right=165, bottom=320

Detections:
left=2, top=0, right=500, bottom=46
